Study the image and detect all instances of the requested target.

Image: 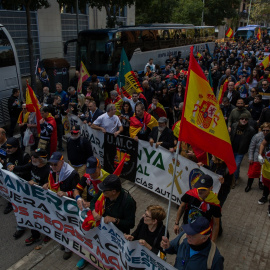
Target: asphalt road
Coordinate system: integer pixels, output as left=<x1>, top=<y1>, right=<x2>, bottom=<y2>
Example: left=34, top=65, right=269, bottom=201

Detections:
left=0, top=197, right=39, bottom=270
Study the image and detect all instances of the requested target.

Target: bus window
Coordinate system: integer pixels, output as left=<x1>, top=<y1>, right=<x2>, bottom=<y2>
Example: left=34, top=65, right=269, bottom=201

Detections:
left=0, top=29, right=15, bottom=67
left=141, top=30, right=157, bottom=51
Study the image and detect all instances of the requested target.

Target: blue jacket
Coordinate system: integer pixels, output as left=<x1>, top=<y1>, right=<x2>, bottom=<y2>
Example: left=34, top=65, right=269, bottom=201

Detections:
left=165, top=232, right=224, bottom=270
left=55, top=90, right=69, bottom=108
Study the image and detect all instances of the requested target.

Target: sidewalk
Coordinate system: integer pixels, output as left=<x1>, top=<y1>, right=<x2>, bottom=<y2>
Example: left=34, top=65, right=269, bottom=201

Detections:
left=7, top=156, right=270, bottom=270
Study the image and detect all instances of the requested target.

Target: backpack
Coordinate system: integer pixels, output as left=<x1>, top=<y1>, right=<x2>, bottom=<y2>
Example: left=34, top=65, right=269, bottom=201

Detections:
left=179, top=233, right=216, bottom=270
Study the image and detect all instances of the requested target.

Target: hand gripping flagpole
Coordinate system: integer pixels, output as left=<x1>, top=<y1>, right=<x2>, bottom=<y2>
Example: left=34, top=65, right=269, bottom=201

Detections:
left=164, top=140, right=181, bottom=246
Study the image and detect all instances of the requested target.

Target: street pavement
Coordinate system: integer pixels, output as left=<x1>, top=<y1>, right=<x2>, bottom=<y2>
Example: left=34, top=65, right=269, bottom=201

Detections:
left=1, top=153, right=270, bottom=270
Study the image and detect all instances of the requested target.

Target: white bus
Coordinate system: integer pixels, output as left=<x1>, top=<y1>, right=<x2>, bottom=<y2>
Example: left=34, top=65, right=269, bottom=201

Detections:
left=0, top=24, right=22, bottom=126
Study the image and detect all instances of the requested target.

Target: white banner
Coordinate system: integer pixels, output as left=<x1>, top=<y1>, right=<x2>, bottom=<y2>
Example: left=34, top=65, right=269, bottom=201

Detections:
left=135, top=140, right=221, bottom=205
left=0, top=169, right=176, bottom=270
left=64, top=115, right=220, bottom=204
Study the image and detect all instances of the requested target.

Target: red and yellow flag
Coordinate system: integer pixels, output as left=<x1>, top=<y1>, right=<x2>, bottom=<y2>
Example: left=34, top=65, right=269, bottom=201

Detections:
left=217, top=78, right=228, bottom=105
left=225, top=28, right=234, bottom=38
left=179, top=47, right=236, bottom=174
left=26, top=82, right=42, bottom=134
left=147, top=102, right=167, bottom=118
left=257, top=28, right=261, bottom=41
left=196, top=52, right=203, bottom=61
left=77, top=61, right=90, bottom=93
left=260, top=55, right=270, bottom=69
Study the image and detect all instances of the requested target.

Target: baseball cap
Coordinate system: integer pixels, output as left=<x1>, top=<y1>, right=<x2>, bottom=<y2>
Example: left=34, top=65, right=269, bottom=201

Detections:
left=98, top=174, right=121, bottom=192
left=158, top=117, right=168, bottom=123
left=86, top=156, right=99, bottom=174
left=71, top=125, right=80, bottom=134
left=31, top=148, right=48, bottom=158
left=48, top=152, right=63, bottom=163
left=239, top=113, right=249, bottom=120
left=6, top=137, right=19, bottom=148
left=194, top=174, right=213, bottom=189
left=182, top=217, right=211, bottom=236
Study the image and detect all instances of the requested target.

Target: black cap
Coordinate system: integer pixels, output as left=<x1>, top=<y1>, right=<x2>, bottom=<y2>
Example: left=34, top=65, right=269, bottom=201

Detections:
left=31, top=148, right=48, bottom=158
left=71, top=125, right=80, bottom=134
left=86, top=156, right=99, bottom=174
left=98, top=174, right=121, bottom=192
left=48, top=152, right=64, bottom=163
left=182, top=217, right=211, bottom=235
left=6, top=137, right=19, bottom=148
left=194, top=174, right=213, bottom=189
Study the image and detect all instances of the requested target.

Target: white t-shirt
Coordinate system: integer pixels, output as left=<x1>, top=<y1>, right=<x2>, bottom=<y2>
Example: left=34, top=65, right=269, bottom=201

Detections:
left=93, top=113, right=122, bottom=133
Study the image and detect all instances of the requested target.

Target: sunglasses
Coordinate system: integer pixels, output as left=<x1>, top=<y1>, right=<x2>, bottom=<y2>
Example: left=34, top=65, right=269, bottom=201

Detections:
left=262, top=84, right=268, bottom=86
left=251, top=91, right=256, bottom=93
left=262, top=130, right=270, bottom=132
left=240, top=118, right=248, bottom=121
left=6, top=146, right=13, bottom=149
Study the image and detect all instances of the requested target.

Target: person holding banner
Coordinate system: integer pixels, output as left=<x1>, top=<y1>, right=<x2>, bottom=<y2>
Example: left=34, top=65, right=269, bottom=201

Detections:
left=149, top=117, right=174, bottom=150
left=92, top=104, right=123, bottom=136
left=43, top=152, right=80, bottom=260
left=90, top=174, right=136, bottom=234
left=129, top=102, right=158, bottom=141
left=161, top=217, right=224, bottom=269
left=173, top=175, right=221, bottom=242
left=124, top=205, right=167, bottom=255
left=22, top=148, right=51, bottom=245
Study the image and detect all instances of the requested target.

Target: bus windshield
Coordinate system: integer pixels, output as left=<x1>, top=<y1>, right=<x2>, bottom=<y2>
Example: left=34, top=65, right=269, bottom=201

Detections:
left=235, top=30, right=254, bottom=39
left=77, top=32, right=114, bottom=75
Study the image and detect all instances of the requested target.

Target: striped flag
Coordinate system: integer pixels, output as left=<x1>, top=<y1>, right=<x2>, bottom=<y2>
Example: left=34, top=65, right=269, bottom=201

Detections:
left=260, top=55, right=270, bottom=69
left=257, top=28, right=261, bottom=41
left=225, top=28, right=234, bottom=38
left=77, top=61, right=90, bottom=93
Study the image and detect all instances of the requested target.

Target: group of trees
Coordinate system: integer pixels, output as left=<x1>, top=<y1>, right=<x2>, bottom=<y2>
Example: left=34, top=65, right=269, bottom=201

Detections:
left=250, top=0, right=270, bottom=25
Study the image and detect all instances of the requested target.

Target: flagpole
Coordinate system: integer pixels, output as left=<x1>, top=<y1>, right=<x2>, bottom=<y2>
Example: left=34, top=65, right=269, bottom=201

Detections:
left=164, top=140, right=181, bottom=239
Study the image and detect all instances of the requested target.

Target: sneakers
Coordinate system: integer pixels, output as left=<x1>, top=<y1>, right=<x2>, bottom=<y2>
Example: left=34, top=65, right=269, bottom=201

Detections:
left=258, top=196, right=268, bottom=205
left=76, top=258, right=86, bottom=269
left=25, top=236, right=40, bottom=246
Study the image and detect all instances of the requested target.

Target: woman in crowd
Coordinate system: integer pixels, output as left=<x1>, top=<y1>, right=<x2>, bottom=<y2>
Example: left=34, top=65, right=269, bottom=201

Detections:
left=124, top=205, right=167, bottom=255
left=247, top=69, right=260, bottom=95
left=119, top=101, right=133, bottom=136
left=245, top=122, right=270, bottom=192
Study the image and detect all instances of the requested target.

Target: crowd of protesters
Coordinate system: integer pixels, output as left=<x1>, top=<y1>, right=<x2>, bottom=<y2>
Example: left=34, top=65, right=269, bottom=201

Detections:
left=1, top=37, right=270, bottom=269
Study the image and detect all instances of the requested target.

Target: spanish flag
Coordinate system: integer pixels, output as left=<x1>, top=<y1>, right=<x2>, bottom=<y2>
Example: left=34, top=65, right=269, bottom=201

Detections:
left=77, top=61, right=90, bottom=93
left=196, top=52, right=203, bottom=61
left=179, top=47, right=236, bottom=174
left=118, top=48, right=143, bottom=96
left=225, top=28, right=234, bottom=38
left=257, top=28, right=261, bottom=41
left=260, top=55, right=270, bottom=69
left=129, top=111, right=158, bottom=138
left=147, top=102, right=167, bottom=119
left=217, top=78, right=228, bottom=105
left=26, top=82, right=42, bottom=134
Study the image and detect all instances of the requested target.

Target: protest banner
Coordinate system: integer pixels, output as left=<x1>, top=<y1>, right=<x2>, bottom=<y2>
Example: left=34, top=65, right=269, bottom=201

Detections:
left=0, top=169, right=176, bottom=270
left=81, top=123, right=104, bottom=166
left=135, top=140, right=221, bottom=205
left=104, top=133, right=138, bottom=182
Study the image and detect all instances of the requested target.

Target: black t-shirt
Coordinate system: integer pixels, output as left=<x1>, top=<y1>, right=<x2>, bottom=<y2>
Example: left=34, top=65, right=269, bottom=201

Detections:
left=232, top=125, right=245, bottom=153
left=31, top=163, right=50, bottom=186
left=131, top=218, right=167, bottom=255
left=181, top=193, right=221, bottom=224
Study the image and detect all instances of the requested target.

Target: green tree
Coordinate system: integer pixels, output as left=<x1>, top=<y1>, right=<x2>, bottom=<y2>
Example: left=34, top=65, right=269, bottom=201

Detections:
left=204, top=0, right=240, bottom=26
left=171, top=0, right=203, bottom=25
left=1, top=0, right=50, bottom=91
left=250, top=0, right=270, bottom=25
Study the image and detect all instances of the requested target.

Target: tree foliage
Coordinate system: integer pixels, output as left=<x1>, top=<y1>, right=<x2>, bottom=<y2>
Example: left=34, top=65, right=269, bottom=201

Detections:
left=250, top=0, right=270, bottom=25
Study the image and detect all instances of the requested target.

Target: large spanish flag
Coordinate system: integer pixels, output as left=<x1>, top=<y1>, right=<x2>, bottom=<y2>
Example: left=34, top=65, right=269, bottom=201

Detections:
left=26, top=82, right=42, bottom=134
left=77, top=61, right=90, bottom=93
left=179, top=47, right=236, bottom=174
left=225, top=27, right=234, bottom=38
left=118, top=48, right=143, bottom=96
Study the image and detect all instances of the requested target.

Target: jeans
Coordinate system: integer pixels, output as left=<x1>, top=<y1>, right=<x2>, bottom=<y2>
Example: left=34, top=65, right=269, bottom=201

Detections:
left=234, top=153, right=244, bottom=180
